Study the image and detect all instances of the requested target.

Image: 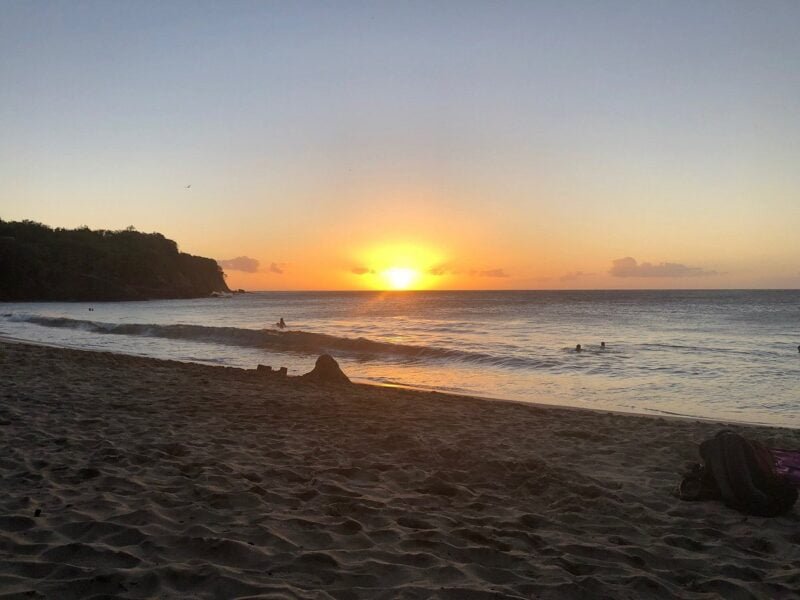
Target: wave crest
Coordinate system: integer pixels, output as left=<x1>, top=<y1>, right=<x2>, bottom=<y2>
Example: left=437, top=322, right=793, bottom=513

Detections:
left=6, top=315, right=548, bottom=369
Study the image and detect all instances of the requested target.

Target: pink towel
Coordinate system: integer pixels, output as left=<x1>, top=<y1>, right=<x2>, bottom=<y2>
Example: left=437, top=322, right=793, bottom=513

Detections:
left=771, top=449, right=800, bottom=487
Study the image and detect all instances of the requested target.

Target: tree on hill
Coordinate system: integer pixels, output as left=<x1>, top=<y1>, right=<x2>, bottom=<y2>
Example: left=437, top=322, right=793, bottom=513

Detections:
left=0, top=220, right=230, bottom=301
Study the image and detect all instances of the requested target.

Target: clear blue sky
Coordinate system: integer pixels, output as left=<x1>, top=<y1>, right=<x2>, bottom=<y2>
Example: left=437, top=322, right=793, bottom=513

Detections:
left=2, top=1, right=799, bottom=289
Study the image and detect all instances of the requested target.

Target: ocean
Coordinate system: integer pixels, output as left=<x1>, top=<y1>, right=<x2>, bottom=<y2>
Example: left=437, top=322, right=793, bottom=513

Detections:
left=2, top=290, right=799, bottom=427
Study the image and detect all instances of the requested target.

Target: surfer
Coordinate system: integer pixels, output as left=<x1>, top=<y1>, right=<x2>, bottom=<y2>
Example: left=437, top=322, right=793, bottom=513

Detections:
left=575, top=344, right=582, bottom=352
left=601, top=341, right=606, bottom=349
left=277, top=318, right=286, bottom=329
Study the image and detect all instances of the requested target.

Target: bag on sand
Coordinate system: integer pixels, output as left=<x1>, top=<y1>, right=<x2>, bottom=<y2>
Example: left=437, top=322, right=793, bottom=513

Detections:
left=677, top=430, right=797, bottom=517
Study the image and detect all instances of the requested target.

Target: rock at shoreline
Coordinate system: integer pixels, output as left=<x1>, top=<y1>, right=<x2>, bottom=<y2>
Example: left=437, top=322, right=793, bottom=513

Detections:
left=301, top=354, right=351, bottom=385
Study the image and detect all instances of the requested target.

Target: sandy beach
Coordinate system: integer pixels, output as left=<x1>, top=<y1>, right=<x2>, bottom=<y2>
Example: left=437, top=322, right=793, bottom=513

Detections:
left=1, top=340, right=799, bottom=599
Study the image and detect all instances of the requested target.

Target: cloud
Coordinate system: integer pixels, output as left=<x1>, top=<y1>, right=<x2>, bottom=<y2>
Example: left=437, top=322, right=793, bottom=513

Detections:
left=428, top=265, right=510, bottom=278
left=269, top=262, right=286, bottom=274
left=609, top=257, right=717, bottom=278
left=352, top=265, right=510, bottom=278
left=560, top=271, right=594, bottom=282
left=217, top=257, right=286, bottom=275
left=472, top=268, right=509, bottom=278
left=218, top=256, right=260, bottom=273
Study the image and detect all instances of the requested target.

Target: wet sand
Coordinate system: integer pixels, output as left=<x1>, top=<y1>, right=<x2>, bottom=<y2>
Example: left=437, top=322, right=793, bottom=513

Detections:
left=1, top=340, right=799, bottom=599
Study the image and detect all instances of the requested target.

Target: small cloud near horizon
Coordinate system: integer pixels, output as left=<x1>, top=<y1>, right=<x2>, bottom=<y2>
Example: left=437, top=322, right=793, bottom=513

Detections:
left=610, top=257, right=717, bottom=278
left=269, top=262, right=286, bottom=275
left=472, top=268, right=509, bottom=278
left=352, top=265, right=509, bottom=278
left=560, top=271, right=594, bottom=282
left=218, top=256, right=259, bottom=273
left=218, top=257, right=286, bottom=274
left=429, top=265, right=510, bottom=278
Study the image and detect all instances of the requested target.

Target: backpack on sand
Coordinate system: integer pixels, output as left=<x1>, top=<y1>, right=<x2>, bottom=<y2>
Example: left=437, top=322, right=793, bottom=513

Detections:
left=677, top=430, right=797, bottom=517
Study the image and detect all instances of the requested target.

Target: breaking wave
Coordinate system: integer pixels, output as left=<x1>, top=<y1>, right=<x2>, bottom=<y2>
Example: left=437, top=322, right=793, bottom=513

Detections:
left=6, top=314, right=552, bottom=369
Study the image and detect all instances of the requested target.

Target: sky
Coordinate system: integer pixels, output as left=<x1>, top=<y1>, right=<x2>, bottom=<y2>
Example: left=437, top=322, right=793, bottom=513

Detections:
left=2, top=1, right=799, bottom=290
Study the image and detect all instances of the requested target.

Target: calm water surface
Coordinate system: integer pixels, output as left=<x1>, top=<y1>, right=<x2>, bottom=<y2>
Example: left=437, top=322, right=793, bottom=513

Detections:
left=2, top=290, right=799, bottom=427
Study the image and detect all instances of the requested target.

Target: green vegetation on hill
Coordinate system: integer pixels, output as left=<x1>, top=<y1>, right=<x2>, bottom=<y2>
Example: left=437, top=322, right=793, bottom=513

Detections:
left=0, top=220, right=230, bottom=301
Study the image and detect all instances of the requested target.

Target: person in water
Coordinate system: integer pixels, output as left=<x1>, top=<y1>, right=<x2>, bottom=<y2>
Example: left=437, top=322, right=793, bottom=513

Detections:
left=601, top=341, right=606, bottom=349
left=277, top=318, right=286, bottom=329
left=575, top=344, right=582, bottom=352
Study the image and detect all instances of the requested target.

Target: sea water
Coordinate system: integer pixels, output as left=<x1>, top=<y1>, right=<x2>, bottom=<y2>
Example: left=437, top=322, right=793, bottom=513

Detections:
left=2, top=290, right=799, bottom=427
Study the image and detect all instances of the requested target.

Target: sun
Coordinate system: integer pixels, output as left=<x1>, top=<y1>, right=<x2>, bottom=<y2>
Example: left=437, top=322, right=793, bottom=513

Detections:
left=351, top=242, right=443, bottom=290
left=383, top=267, right=418, bottom=290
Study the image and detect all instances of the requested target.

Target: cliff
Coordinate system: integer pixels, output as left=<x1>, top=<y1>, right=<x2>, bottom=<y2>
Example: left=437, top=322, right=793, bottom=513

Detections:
left=0, top=220, right=230, bottom=301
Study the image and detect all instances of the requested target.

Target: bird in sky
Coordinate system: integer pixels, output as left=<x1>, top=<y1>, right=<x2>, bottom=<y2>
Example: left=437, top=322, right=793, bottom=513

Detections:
left=185, top=184, right=191, bottom=189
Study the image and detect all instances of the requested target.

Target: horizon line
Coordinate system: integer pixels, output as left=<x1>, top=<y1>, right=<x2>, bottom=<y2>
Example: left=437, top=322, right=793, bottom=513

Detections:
left=236, top=287, right=800, bottom=293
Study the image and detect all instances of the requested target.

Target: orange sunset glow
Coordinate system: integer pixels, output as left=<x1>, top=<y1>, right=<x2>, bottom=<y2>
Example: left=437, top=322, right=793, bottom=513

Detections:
left=2, top=3, right=799, bottom=292
left=349, top=244, right=443, bottom=291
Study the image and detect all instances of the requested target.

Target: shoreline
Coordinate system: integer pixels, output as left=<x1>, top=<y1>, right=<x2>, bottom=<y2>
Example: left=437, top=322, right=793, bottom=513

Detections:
left=364, top=379, right=785, bottom=430
left=0, top=333, right=792, bottom=432
left=2, top=339, right=800, bottom=598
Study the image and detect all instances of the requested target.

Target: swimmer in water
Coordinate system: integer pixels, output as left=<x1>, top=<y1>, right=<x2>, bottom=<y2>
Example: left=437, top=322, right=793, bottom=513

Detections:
left=575, top=344, right=582, bottom=352
left=601, top=341, right=606, bottom=349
